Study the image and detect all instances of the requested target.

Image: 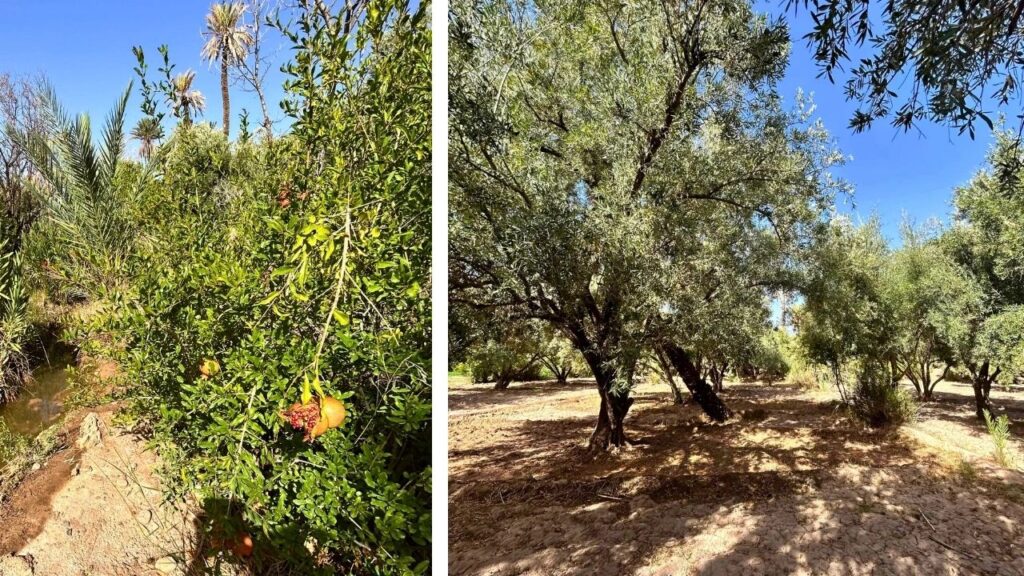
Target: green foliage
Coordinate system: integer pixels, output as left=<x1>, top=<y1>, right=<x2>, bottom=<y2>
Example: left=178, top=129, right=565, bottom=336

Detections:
left=0, top=418, right=28, bottom=465
left=0, top=239, right=29, bottom=401
left=880, top=226, right=984, bottom=396
left=950, top=133, right=1024, bottom=303
left=983, top=410, right=1014, bottom=468
left=538, top=331, right=586, bottom=383
left=88, top=1, right=432, bottom=573
left=757, top=335, right=791, bottom=383
left=12, top=83, right=137, bottom=299
left=796, top=217, right=892, bottom=398
left=787, top=0, right=1024, bottom=137
left=460, top=315, right=582, bottom=386
left=468, top=338, right=542, bottom=386
left=849, top=367, right=917, bottom=428
left=976, top=307, right=1024, bottom=380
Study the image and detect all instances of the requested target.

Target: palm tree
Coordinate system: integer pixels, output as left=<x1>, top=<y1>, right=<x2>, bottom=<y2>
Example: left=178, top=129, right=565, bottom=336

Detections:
left=130, top=116, right=164, bottom=160
left=201, top=2, right=253, bottom=138
left=170, top=70, right=206, bottom=127
left=11, top=83, right=136, bottom=295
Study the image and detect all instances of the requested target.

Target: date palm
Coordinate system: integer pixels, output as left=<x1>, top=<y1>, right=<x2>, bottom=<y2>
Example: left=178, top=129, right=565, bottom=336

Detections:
left=201, top=2, right=252, bottom=138
left=11, top=83, right=135, bottom=295
left=170, top=70, right=206, bottom=127
left=130, top=116, right=164, bottom=160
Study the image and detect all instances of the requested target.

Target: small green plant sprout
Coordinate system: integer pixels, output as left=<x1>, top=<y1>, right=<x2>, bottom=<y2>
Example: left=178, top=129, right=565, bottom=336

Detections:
left=956, top=456, right=978, bottom=482
left=983, top=409, right=1014, bottom=467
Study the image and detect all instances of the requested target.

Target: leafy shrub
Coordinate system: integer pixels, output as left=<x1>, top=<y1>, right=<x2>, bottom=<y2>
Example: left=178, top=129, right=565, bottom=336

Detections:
left=92, top=2, right=432, bottom=574
left=0, top=239, right=29, bottom=402
left=0, top=417, right=28, bottom=464
left=849, top=369, right=917, bottom=427
left=751, top=333, right=791, bottom=384
left=983, top=409, right=1014, bottom=467
left=468, top=338, right=543, bottom=387
left=788, top=367, right=819, bottom=389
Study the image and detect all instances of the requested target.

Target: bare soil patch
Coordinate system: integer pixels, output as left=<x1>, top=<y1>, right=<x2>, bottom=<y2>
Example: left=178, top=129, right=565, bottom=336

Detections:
left=449, top=378, right=1024, bottom=575
left=0, top=407, right=199, bottom=576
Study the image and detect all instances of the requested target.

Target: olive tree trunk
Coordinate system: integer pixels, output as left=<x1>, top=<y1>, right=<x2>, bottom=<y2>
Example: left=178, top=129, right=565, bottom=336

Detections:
left=581, top=349, right=633, bottom=451
left=661, top=343, right=732, bottom=422
left=971, top=361, right=1000, bottom=419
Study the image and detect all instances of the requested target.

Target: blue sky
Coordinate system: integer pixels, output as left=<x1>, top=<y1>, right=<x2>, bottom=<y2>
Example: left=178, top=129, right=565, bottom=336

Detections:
left=0, top=1, right=291, bottom=154
left=765, top=2, right=996, bottom=244
left=0, top=2, right=1001, bottom=245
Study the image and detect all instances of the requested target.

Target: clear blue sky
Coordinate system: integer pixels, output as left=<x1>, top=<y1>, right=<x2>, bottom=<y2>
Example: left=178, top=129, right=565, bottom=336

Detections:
left=0, top=1, right=291, bottom=156
left=765, top=2, right=996, bottom=244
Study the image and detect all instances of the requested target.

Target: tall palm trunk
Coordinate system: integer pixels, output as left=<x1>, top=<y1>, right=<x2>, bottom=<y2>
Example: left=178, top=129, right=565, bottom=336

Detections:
left=221, top=54, right=230, bottom=137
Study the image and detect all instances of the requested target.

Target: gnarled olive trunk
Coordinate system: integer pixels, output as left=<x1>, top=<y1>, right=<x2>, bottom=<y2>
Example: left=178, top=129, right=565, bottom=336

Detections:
left=582, top=350, right=633, bottom=451
left=661, top=343, right=731, bottom=422
left=971, top=361, right=1000, bottom=419
left=653, top=348, right=686, bottom=404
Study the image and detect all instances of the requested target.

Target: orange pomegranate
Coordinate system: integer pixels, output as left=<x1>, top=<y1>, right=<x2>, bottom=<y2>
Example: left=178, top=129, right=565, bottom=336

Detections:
left=199, top=359, right=221, bottom=378
left=232, top=532, right=254, bottom=558
left=282, top=396, right=346, bottom=441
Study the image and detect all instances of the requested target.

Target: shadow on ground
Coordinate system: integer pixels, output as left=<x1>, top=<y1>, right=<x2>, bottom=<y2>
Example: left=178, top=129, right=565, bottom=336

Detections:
left=449, top=381, right=1024, bottom=575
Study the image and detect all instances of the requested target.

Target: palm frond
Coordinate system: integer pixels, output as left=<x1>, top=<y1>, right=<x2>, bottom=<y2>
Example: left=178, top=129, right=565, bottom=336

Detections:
left=100, top=83, right=132, bottom=185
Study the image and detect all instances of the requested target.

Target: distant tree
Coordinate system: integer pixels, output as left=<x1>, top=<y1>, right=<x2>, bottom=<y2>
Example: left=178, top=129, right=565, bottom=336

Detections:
left=688, top=298, right=770, bottom=391
left=649, top=347, right=687, bottom=404
left=747, top=330, right=792, bottom=386
left=202, top=2, right=254, bottom=138
left=796, top=218, right=894, bottom=401
left=131, top=46, right=167, bottom=159
left=234, top=0, right=276, bottom=138
left=880, top=228, right=983, bottom=400
left=787, top=0, right=1024, bottom=138
left=538, top=329, right=586, bottom=385
left=0, top=73, right=47, bottom=247
left=465, top=319, right=546, bottom=389
left=130, top=116, right=164, bottom=160
left=168, top=70, right=206, bottom=127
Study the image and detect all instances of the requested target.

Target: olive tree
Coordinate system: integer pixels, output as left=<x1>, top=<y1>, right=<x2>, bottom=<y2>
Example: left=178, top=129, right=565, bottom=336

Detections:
left=796, top=217, right=894, bottom=401
left=788, top=0, right=1024, bottom=138
left=880, top=229, right=983, bottom=400
left=942, top=134, right=1024, bottom=416
left=450, top=0, right=843, bottom=450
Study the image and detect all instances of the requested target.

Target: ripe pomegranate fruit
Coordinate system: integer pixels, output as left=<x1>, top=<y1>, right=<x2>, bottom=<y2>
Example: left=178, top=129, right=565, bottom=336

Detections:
left=282, top=396, right=346, bottom=441
left=232, top=533, right=254, bottom=558
left=199, top=359, right=220, bottom=378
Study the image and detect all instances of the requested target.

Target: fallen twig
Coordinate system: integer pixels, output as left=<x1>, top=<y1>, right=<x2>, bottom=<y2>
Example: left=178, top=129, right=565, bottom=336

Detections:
left=929, top=535, right=978, bottom=560
left=918, top=507, right=936, bottom=531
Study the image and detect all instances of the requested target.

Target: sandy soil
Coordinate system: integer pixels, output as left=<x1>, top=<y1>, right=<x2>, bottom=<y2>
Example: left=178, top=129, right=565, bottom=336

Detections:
left=449, top=377, right=1024, bottom=576
left=0, top=407, right=199, bottom=576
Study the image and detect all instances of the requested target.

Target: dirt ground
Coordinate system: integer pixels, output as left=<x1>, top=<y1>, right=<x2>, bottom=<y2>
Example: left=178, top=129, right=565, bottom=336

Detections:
left=449, top=377, right=1024, bottom=576
left=0, top=407, right=199, bottom=576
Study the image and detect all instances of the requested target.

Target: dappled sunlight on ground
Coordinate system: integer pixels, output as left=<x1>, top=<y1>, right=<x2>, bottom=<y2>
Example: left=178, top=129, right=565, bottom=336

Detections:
left=449, top=378, right=1024, bottom=575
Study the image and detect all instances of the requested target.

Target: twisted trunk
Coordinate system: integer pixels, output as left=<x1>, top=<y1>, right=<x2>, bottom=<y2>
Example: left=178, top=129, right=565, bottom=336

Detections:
left=582, top=349, right=632, bottom=451
left=661, top=343, right=731, bottom=422
left=972, top=361, right=1000, bottom=419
